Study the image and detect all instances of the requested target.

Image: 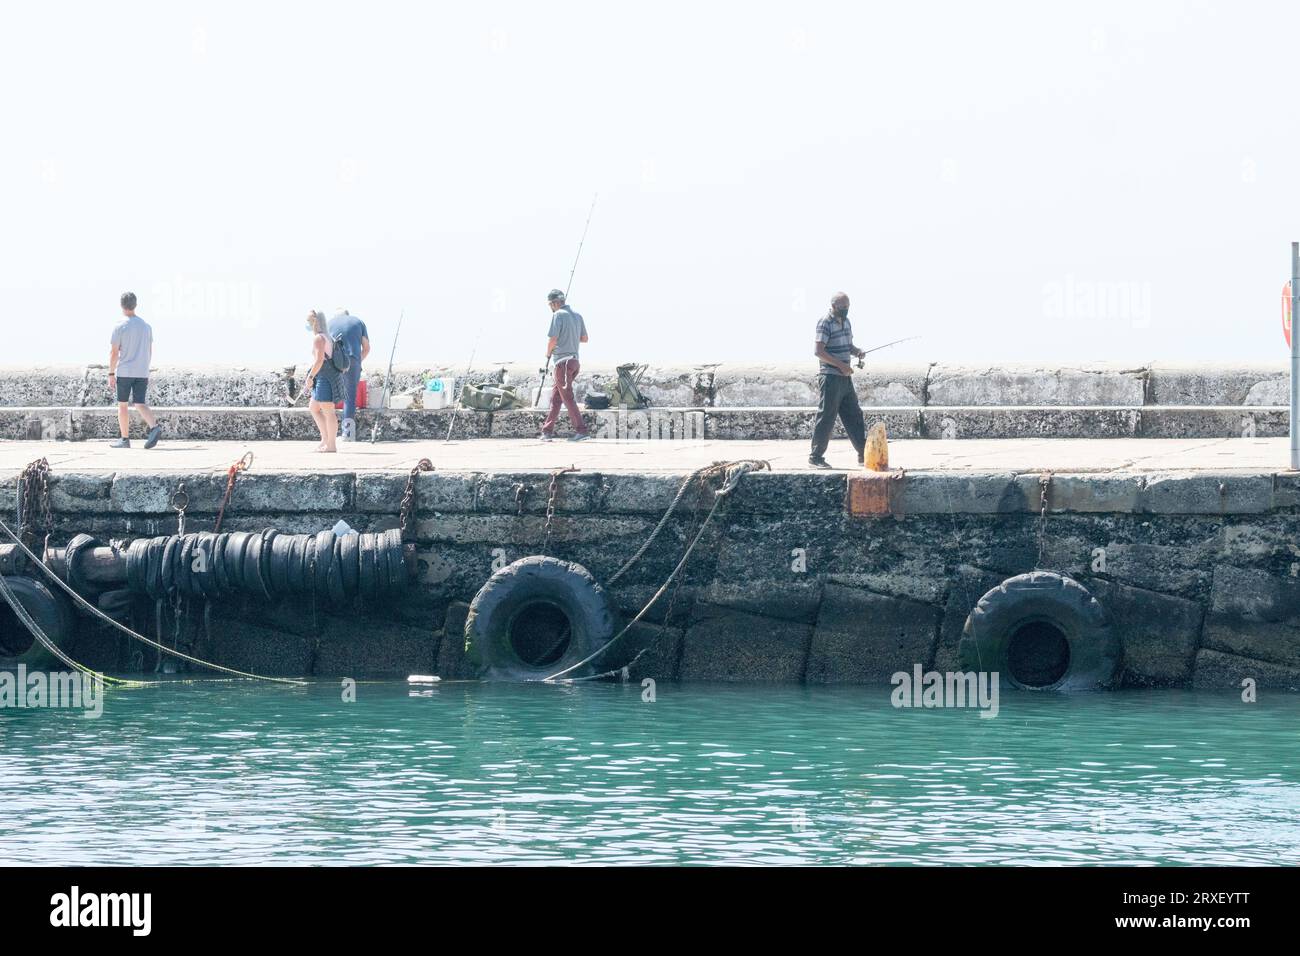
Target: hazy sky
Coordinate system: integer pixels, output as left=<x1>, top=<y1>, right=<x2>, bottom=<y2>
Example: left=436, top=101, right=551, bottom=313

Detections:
left=4, top=0, right=1298, bottom=371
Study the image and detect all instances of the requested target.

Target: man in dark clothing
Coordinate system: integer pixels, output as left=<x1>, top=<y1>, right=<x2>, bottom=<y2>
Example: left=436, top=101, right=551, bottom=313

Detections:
left=809, top=291, right=867, bottom=468
left=539, top=289, right=590, bottom=441
left=327, top=309, right=370, bottom=442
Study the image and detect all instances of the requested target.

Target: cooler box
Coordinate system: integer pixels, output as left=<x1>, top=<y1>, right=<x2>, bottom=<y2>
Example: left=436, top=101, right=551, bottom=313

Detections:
left=424, top=377, right=454, bottom=409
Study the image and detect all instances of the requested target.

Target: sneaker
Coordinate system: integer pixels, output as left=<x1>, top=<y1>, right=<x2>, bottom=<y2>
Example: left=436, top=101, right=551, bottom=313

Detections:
left=109, top=438, right=131, bottom=449
left=537, top=432, right=555, bottom=442
left=341, top=418, right=356, bottom=442
left=143, top=424, right=163, bottom=449
left=568, top=433, right=591, bottom=442
left=808, top=456, right=832, bottom=469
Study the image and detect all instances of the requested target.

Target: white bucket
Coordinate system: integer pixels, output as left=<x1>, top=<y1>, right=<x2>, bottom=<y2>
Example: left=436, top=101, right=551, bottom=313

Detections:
left=424, top=377, right=454, bottom=409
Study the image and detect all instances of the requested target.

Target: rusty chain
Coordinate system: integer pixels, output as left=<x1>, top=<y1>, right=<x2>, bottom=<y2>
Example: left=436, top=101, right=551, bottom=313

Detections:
left=1037, top=472, right=1052, bottom=569
left=541, top=465, right=580, bottom=556
left=17, top=458, right=53, bottom=549
left=399, top=458, right=435, bottom=541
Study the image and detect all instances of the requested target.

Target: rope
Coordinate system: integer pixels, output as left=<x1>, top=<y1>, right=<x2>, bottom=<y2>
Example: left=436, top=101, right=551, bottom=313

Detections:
left=213, top=451, right=254, bottom=533
left=607, top=459, right=769, bottom=586
left=607, top=464, right=723, bottom=586
left=0, top=514, right=306, bottom=685
left=539, top=459, right=769, bottom=683
left=0, top=571, right=143, bottom=688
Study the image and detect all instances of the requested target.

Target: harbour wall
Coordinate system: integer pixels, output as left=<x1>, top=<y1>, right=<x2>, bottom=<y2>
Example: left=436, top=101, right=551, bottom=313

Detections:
left=5, top=467, right=1300, bottom=690
left=1, top=362, right=1289, bottom=441
left=1, top=361, right=1292, bottom=408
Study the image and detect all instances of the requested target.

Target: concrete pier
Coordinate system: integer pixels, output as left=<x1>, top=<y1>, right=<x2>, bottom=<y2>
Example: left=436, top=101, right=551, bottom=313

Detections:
left=1, top=435, right=1299, bottom=691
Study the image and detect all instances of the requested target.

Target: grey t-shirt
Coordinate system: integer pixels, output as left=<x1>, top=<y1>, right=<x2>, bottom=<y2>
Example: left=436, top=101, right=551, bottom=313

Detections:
left=111, top=315, right=153, bottom=379
left=547, top=306, right=587, bottom=361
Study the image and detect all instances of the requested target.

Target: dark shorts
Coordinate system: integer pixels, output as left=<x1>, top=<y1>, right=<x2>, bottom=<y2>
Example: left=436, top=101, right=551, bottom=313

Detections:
left=312, top=369, right=341, bottom=403
left=116, top=376, right=148, bottom=404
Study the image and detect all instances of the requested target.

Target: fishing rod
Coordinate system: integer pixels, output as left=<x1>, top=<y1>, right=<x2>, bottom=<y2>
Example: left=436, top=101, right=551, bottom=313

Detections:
left=856, top=335, right=922, bottom=368
left=443, top=327, right=482, bottom=443
left=371, top=309, right=405, bottom=443
left=535, top=193, right=598, bottom=408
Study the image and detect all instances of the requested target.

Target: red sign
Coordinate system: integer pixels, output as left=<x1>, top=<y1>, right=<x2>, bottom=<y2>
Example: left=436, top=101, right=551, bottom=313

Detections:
left=1286, top=281, right=1293, bottom=348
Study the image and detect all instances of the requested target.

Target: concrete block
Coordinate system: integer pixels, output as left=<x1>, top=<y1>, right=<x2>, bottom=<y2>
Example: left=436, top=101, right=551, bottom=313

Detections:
left=436, top=601, right=473, bottom=679
left=926, top=364, right=1148, bottom=406
left=1150, top=363, right=1285, bottom=406
left=806, top=584, right=940, bottom=683
left=489, top=410, right=550, bottom=439
left=1140, top=473, right=1272, bottom=515
left=1087, top=579, right=1203, bottom=686
left=314, top=616, right=436, bottom=678
left=1210, top=565, right=1300, bottom=622
left=0, top=408, right=73, bottom=440
left=47, top=473, right=114, bottom=514
left=724, top=472, right=846, bottom=514
left=1137, top=407, right=1287, bottom=439
left=680, top=602, right=810, bottom=681
left=1191, top=648, right=1300, bottom=691
left=1202, top=615, right=1300, bottom=668
left=144, top=367, right=293, bottom=408
left=1046, top=474, right=1144, bottom=513
left=921, top=406, right=1138, bottom=439
left=221, top=473, right=353, bottom=514
left=933, top=566, right=1007, bottom=672
left=601, top=474, right=692, bottom=514
left=0, top=367, right=89, bottom=407
left=204, top=613, right=313, bottom=676
left=354, top=471, right=476, bottom=515
left=699, top=576, right=824, bottom=625
left=897, top=473, right=1033, bottom=515
left=619, top=621, right=683, bottom=681
left=475, top=472, right=603, bottom=514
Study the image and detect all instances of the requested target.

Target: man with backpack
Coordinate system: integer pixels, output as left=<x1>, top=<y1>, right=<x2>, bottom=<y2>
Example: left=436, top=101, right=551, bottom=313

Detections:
left=327, top=308, right=370, bottom=442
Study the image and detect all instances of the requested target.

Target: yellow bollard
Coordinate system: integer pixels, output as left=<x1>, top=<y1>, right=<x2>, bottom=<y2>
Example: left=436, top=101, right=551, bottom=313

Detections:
left=863, top=422, right=889, bottom=472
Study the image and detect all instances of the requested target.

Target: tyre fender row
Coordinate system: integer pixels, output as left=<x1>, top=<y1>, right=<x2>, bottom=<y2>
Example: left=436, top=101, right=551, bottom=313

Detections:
left=462, top=558, right=1123, bottom=689
left=122, top=529, right=409, bottom=604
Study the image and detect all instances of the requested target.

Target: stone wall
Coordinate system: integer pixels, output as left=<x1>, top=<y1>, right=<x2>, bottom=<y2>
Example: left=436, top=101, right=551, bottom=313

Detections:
left=0, top=404, right=1288, bottom=442
left=1, top=361, right=1290, bottom=408
left=6, top=467, right=1300, bottom=690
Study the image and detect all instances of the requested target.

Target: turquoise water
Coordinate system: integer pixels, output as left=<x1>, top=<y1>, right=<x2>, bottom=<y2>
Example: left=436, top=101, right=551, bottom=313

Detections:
left=1, top=681, right=1298, bottom=866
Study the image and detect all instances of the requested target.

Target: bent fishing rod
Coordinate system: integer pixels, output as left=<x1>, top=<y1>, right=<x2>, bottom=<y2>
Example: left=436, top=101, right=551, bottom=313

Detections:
left=535, top=193, right=598, bottom=407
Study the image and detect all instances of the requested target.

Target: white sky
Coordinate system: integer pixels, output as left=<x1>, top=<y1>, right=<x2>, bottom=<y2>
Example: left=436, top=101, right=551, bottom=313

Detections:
left=3, top=0, right=1298, bottom=371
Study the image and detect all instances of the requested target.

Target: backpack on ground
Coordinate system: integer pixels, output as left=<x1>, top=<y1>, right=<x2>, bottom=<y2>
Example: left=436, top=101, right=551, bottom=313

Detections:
left=459, top=383, right=529, bottom=412
left=609, top=363, right=650, bottom=409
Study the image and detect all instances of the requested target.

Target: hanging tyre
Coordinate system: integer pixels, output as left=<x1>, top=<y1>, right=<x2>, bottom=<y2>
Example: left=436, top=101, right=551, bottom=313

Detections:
left=0, top=575, right=76, bottom=668
left=465, top=556, right=615, bottom=682
left=959, top=571, right=1120, bottom=690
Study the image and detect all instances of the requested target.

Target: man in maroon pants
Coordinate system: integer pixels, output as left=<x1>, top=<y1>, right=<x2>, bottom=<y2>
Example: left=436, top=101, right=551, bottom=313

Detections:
left=539, top=288, right=590, bottom=441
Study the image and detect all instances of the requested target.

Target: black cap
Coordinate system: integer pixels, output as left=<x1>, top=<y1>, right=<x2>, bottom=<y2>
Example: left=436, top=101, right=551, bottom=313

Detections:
left=547, top=289, right=566, bottom=302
